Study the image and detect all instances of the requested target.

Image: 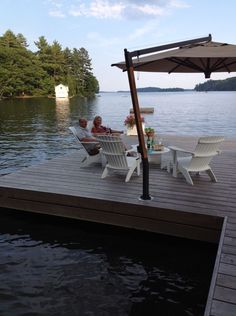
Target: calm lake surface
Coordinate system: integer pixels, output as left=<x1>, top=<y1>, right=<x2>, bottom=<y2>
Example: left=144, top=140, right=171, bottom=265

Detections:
left=0, top=91, right=233, bottom=315
left=0, top=91, right=235, bottom=175
left=0, top=92, right=236, bottom=174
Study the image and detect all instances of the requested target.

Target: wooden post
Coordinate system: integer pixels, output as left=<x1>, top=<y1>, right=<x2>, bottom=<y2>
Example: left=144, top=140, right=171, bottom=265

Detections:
left=124, top=49, right=151, bottom=200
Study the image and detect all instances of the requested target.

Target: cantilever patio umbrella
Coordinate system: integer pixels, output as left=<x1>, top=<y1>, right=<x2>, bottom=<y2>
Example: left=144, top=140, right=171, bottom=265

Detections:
left=112, top=34, right=236, bottom=199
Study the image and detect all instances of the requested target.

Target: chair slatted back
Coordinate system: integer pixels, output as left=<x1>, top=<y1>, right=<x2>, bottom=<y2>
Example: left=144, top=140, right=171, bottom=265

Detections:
left=188, top=136, right=224, bottom=171
left=69, top=126, right=88, bottom=153
left=96, top=135, right=128, bottom=170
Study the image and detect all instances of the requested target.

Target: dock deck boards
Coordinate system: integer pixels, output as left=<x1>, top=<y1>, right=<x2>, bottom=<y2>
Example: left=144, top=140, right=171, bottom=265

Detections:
left=0, top=135, right=235, bottom=315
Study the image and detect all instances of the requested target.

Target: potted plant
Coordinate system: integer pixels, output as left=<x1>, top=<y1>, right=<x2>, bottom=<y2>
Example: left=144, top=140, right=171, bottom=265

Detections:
left=145, top=127, right=155, bottom=138
left=145, top=127, right=155, bottom=149
left=124, top=115, right=145, bottom=136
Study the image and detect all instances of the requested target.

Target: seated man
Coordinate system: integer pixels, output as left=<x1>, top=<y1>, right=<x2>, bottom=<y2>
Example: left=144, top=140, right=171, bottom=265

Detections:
left=76, top=118, right=100, bottom=155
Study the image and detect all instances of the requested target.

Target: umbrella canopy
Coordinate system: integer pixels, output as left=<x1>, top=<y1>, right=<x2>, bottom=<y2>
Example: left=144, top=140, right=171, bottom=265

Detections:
left=112, top=40, right=236, bottom=78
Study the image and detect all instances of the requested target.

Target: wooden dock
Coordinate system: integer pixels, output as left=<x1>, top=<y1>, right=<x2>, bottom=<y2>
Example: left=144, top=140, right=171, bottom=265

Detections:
left=130, top=107, right=154, bottom=113
left=0, top=135, right=235, bottom=316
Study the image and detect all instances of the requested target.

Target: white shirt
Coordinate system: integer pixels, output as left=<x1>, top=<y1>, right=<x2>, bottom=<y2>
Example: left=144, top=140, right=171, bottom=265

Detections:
left=75, top=126, right=97, bottom=152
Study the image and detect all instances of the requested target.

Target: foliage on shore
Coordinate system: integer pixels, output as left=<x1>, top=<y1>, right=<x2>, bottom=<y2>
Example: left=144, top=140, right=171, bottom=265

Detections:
left=195, top=77, right=236, bottom=91
left=0, top=30, right=99, bottom=98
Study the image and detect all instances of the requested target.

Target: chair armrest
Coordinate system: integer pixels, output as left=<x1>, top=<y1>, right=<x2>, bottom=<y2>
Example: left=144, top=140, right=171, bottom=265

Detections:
left=125, top=148, right=133, bottom=153
left=81, top=141, right=100, bottom=145
left=126, top=144, right=138, bottom=152
left=125, top=144, right=139, bottom=157
left=168, top=145, right=194, bottom=155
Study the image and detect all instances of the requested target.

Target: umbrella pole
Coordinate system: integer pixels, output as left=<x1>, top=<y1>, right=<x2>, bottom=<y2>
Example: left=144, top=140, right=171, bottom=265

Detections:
left=124, top=49, right=151, bottom=200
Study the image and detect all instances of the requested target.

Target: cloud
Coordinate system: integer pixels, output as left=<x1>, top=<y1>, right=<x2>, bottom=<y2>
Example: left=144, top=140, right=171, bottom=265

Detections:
left=170, top=0, right=190, bottom=8
left=69, top=1, right=125, bottom=19
left=122, top=3, right=166, bottom=19
left=90, top=1, right=125, bottom=19
left=47, top=0, right=189, bottom=20
left=47, top=0, right=64, bottom=9
left=47, top=0, right=67, bottom=17
left=49, top=10, right=66, bottom=17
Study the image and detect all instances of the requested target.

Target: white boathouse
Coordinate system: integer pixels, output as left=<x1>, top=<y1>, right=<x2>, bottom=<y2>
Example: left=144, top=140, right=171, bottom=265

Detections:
left=55, top=84, right=69, bottom=98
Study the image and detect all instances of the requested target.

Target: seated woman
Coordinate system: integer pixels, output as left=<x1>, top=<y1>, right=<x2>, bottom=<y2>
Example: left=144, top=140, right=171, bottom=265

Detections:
left=91, top=116, right=123, bottom=136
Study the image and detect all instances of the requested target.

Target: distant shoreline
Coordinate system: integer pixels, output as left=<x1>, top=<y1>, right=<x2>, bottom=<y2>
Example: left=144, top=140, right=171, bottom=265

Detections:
left=116, top=87, right=187, bottom=93
left=99, top=90, right=236, bottom=93
left=99, top=89, right=193, bottom=93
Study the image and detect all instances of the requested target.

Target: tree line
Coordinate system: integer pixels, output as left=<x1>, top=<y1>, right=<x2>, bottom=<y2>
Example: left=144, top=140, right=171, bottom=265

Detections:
left=0, top=30, right=99, bottom=98
left=195, top=77, right=236, bottom=91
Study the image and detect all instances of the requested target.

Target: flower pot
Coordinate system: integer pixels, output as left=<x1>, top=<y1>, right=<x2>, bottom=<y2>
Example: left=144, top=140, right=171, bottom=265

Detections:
left=126, top=123, right=145, bottom=136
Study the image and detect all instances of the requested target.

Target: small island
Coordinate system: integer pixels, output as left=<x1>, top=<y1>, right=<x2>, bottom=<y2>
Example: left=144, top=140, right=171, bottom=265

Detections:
left=117, top=87, right=185, bottom=93
left=117, top=77, right=236, bottom=93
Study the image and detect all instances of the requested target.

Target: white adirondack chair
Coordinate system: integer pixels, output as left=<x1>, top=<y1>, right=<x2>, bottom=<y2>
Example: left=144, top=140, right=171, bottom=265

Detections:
left=96, top=135, right=141, bottom=182
left=168, top=136, right=224, bottom=185
left=69, top=126, right=102, bottom=167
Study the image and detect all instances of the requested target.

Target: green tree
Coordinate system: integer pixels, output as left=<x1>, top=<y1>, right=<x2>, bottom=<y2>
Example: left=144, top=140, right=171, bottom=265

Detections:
left=35, top=38, right=66, bottom=88
left=69, top=47, right=97, bottom=96
left=0, top=31, right=51, bottom=97
left=0, top=30, right=99, bottom=98
left=84, top=73, right=99, bottom=96
left=195, top=77, right=236, bottom=91
left=50, top=40, right=66, bottom=83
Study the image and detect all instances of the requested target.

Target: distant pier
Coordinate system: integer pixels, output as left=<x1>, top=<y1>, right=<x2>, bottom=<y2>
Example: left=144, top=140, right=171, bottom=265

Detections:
left=130, top=107, right=154, bottom=114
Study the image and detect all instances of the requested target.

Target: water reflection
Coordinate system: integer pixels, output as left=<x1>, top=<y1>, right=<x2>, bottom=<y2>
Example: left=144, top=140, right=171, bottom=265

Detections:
left=55, top=97, right=70, bottom=106
left=0, top=210, right=216, bottom=316
left=55, top=98, right=70, bottom=128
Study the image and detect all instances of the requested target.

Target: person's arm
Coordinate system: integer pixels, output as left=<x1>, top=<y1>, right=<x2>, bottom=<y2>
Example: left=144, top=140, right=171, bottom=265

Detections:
left=91, top=126, right=101, bottom=136
left=92, top=126, right=108, bottom=136
left=102, top=125, right=123, bottom=134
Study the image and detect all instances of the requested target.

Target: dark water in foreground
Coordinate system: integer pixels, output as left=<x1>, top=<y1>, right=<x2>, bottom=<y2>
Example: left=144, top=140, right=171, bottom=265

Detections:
left=0, top=209, right=216, bottom=316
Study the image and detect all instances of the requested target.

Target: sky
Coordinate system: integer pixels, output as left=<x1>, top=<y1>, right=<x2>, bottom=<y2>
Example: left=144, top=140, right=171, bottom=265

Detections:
left=1, top=0, right=236, bottom=91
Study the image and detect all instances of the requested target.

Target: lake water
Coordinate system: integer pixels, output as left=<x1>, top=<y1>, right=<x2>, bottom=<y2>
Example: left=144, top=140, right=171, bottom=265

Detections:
left=0, top=91, right=232, bottom=315
left=0, top=91, right=235, bottom=175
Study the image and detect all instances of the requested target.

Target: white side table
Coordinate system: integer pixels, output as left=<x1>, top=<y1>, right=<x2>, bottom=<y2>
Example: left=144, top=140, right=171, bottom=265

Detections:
left=131, top=145, right=170, bottom=167
left=147, top=147, right=170, bottom=167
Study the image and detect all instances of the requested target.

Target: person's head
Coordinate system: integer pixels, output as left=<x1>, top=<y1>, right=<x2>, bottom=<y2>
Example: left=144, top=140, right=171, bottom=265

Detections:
left=93, top=116, right=102, bottom=127
left=79, top=118, right=88, bottom=128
